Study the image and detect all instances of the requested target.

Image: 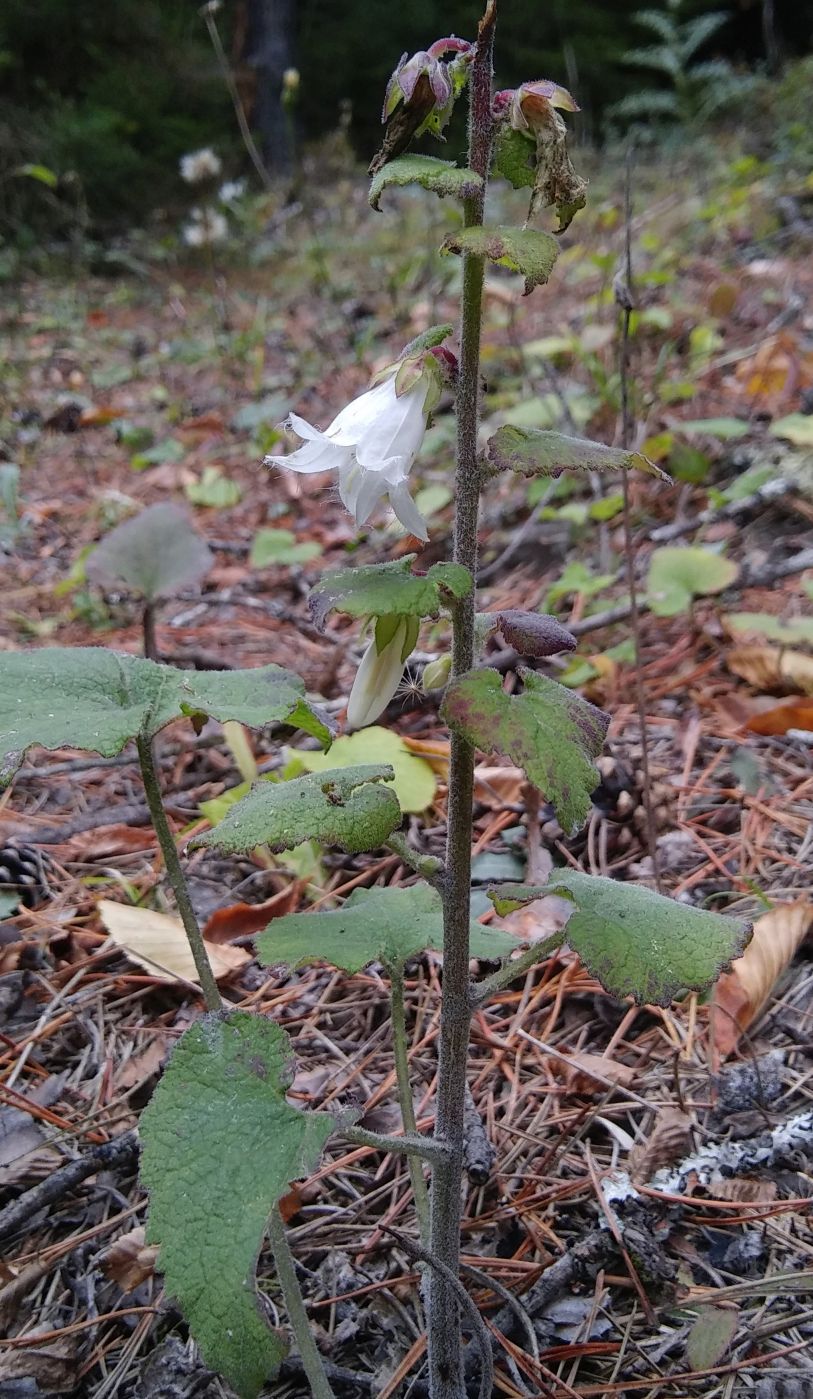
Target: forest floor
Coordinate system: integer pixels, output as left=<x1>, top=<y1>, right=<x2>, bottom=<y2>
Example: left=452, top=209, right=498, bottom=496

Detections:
left=1, top=143, right=813, bottom=1398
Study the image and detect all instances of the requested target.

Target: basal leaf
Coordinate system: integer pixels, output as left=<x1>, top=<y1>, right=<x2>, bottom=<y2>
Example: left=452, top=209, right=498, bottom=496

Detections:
left=249, top=529, right=321, bottom=567
left=443, top=668, right=609, bottom=835
left=192, top=765, right=401, bottom=855
left=647, top=546, right=738, bottom=616
left=309, top=556, right=471, bottom=631
left=487, top=426, right=667, bottom=480
left=488, top=871, right=752, bottom=1005
left=723, top=613, right=813, bottom=647
left=770, top=413, right=813, bottom=447
left=140, top=1012, right=334, bottom=1399
left=0, top=648, right=332, bottom=784
left=257, top=881, right=518, bottom=975
left=369, top=154, right=483, bottom=211
left=86, top=504, right=213, bottom=602
left=294, top=728, right=435, bottom=814
left=441, top=225, right=559, bottom=294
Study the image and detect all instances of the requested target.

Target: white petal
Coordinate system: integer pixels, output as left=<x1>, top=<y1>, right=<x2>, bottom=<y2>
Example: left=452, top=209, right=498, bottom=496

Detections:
left=287, top=412, right=331, bottom=443
left=326, top=378, right=397, bottom=446
left=355, top=380, right=428, bottom=469
left=352, top=468, right=387, bottom=526
left=346, top=621, right=409, bottom=729
left=265, top=439, right=349, bottom=474
left=388, top=481, right=429, bottom=541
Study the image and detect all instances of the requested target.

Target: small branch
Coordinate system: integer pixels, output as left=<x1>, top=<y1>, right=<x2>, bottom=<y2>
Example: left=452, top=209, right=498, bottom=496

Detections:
left=389, top=964, right=431, bottom=1243
left=469, top=932, right=564, bottom=1008
left=0, top=1133, right=138, bottom=1245
left=136, top=733, right=222, bottom=1013
left=340, top=1125, right=450, bottom=1166
left=269, top=1207, right=336, bottom=1399
left=386, top=832, right=444, bottom=887
left=200, top=2, right=275, bottom=193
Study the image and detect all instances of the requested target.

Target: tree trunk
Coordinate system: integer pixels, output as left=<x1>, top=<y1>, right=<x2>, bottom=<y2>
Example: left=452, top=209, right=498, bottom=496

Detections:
left=243, top=0, right=295, bottom=175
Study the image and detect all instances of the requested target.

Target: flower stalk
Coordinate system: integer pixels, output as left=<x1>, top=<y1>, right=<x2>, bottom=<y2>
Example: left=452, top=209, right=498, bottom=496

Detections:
left=426, top=5, right=496, bottom=1396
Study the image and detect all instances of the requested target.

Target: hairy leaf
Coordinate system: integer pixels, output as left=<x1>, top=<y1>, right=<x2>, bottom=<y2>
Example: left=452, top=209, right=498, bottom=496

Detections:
left=488, top=871, right=752, bottom=1005
left=443, top=668, right=609, bottom=835
left=140, top=1013, right=334, bottom=1399
left=0, top=648, right=332, bottom=784
left=492, top=126, right=536, bottom=190
left=309, top=556, right=471, bottom=631
left=257, top=881, right=517, bottom=974
left=369, top=154, right=483, bottom=211
left=192, top=765, right=401, bottom=855
left=86, top=504, right=213, bottom=601
left=294, top=728, right=435, bottom=814
left=441, top=225, right=559, bottom=295
left=487, top=426, right=667, bottom=480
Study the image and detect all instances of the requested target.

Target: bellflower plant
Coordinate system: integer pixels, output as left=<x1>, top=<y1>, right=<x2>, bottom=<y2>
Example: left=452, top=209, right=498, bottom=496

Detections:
left=0, top=7, right=754, bottom=1399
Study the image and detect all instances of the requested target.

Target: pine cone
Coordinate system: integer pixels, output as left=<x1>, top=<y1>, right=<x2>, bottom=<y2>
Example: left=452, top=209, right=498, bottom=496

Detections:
left=0, top=843, right=50, bottom=910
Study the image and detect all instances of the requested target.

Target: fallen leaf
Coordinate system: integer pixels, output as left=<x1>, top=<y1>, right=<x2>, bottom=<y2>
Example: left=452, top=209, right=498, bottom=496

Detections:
left=714, top=901, right=813, bottom=1056
left=98, top=900, right=250, bottom=984
left=101, top=1226, right=159, bottom=1291
left=0, top=1333, right=78, bottom=1391
left=714, top=1177, right=777, bottom=1203
left=500, top=893, right=574, bottom=943
left=473, top=764, right=526, bottom=807
left=686, top=1305, right=739, bottom=1371
left=746, top=699, right=813, bottom=735
left=629, top=1107, right=693, bottom=1183
left=202, top=884, right=303, bottom=943
left=115, top=1037, right=169, bottom=1094
left=726, top=645, right=813, bottom=696
left=548, top=1049, right=637, bottom=1093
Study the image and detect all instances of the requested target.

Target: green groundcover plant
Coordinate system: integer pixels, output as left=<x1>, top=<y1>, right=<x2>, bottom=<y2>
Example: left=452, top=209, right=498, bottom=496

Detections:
left=0, top=6, right=752, bottom=1396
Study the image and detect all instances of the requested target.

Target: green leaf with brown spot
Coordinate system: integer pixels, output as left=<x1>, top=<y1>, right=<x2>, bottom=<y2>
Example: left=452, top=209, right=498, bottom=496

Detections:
left=442, top=667, right=609, bottom=835
left=140, top=1012, right=334, bottom=1399
left=441, top=225, right=559, bottom=294
left=487, top=872, right=752, bottom=1005
left=486, top=427, right=668, bottom=480
left=191, top=765, right=401, bottom=855
left=309, top=556, right=471, bottom=631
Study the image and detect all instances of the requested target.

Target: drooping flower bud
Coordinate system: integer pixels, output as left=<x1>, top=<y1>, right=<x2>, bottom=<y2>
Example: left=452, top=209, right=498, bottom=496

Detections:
left=370, top=38, right=473, bottom=177
left=493, top=80, right=586, bottom=234
left=421, top=654, right=452, bottom=694
left=346, top=615, right=420, bottom=730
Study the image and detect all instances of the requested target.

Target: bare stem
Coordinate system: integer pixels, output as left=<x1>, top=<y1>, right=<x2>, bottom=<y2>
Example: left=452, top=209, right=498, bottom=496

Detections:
left=469, top=931, right=565, bottom=1009
left=386, top=831, right=444, bottom=886
left=427, top=6, right=496, bottom=1397
left=341, top=1125, right=450, bottom=1165
left=268, top=1206, right=336, bottom=1399
left=200, top=2, right=274, bottom=193
left=390, top=963, right=431, bottom=1243
left=136, top=732, right=222, bottom=1013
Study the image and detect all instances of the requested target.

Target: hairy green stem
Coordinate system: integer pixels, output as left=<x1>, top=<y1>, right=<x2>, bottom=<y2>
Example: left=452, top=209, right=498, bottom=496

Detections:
left=341, top=1125, right=450, bottom=1165
left=386, top=831, right=444, bottom=886
left=427, top=6, right=496, bottom=1397
left=390, top=963, right=431, bottom=1243
left=268, top=1206, right=336, bottom=1399
left=136, top=732, right=222, bottom=1013
left=469, top=932, right=565, bottom=1009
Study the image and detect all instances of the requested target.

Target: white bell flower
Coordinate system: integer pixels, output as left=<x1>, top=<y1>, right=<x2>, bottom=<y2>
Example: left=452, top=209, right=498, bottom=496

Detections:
left=347, top=616, right=419, bottom=729
left=265, top=370, right=433, bottom=541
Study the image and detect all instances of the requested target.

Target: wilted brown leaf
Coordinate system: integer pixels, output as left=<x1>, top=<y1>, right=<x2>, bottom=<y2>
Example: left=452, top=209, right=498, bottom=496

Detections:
left=714, top=901, right=813, bottom=1056
left=746, top=699, right=813, bottom=735
left=98, top=900, right=250, bottom=984
left=629, top=1107, right=693, bottom=1183
left=548, top=1049, right=636, bottom=1094
left=101, top=1226, right=159, bottom=1292
left=726, top=645, right=813, bottom=696
left=202, top=883, right=303, bottom=943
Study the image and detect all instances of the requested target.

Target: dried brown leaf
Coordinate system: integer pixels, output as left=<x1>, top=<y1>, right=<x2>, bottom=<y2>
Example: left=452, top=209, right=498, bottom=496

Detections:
left=726, top=645, right=813, bottom=696
left=629, top=1107, right=693, bottom=1183
left=101, top=1226, right=159, bottom=1292
left=714, top=901, right=813, bottom=1056
left=98, top=900, right=250, bottom=984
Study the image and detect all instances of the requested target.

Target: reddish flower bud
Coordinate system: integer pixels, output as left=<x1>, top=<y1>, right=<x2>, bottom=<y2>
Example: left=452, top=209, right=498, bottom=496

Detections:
left=370, top=39, right=473, bottom=177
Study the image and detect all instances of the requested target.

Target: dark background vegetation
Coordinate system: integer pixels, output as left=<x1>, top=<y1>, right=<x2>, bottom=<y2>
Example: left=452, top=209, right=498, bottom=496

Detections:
left=0, top=0, right=810, bottom=236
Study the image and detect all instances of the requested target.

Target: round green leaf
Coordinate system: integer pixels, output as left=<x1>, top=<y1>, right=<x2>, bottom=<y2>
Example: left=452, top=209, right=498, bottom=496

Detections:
left=249, top=529, right=321, bottom=567
left=86, top=504, right=213, bottom=602
left=441, top=225, right=559, bottom=295
left=488, top=871, right=752, bottom=1006
left=443, top=668, right=609, bottom=836
left=192, top=765, right=401, bottom=855
left=257, top=881, right=518, bottom=975
left=0, top=648, right=332, bottom=784
left=369, top=154, right=483, bottom=211
left=294, top=727, right=435, bottom=814
left=140, top=1012, right=334, bottom=1399
left=647, top=547, right=738, bottom=616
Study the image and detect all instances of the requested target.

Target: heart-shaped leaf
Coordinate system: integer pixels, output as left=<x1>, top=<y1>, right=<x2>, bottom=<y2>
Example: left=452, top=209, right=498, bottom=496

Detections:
left=487, top=426, right=667, bottom=480
left=249, top=529, right=321, bottom=567
left=309, top=556, right=471, bottom=631
left=257, top=881, right=518, bottom=975
left=140, top=1012, right=334, bottom=1399
left=86, top=504, right=213, bottom=602
left=488, top=871, right=752, bottom=1005
left=441, top=225, right=559, bottom=294
left=647, top=547, right=738, bottom=616
left=192, top=765, right=401, bottom=855
left=369, top=154, right=483, bottom=211
left=443, top=668, right=609, bottom=835
left=0, top=648, right=332, bottom=784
